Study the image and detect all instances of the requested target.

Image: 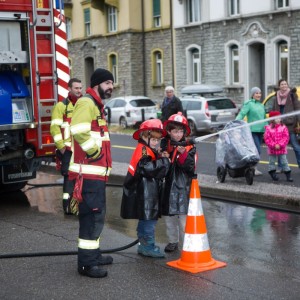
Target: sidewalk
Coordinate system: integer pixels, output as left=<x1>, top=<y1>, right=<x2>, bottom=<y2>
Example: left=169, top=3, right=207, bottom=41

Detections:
left=110, top=162, right=300, bottom=213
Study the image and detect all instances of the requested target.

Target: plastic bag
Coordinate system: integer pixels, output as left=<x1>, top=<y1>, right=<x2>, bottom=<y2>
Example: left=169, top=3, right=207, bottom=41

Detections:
left=215, top=120, right=259, bottom=169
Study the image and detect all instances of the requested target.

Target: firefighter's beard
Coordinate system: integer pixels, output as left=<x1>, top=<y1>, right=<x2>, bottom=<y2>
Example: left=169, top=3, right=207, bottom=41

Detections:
left=98, top=85, right=113, bottom=99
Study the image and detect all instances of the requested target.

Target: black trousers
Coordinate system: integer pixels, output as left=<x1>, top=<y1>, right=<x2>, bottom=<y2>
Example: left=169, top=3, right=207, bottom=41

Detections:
left=78, top=179, right=106, bottom=268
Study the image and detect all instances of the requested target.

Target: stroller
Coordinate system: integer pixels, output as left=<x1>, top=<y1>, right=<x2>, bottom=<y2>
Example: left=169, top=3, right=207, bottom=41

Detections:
left=215, top=120, right=260, bottom=185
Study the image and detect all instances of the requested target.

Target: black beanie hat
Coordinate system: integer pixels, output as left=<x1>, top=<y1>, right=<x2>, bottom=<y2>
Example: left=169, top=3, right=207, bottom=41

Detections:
left=90, top=68, right=114, bottom=87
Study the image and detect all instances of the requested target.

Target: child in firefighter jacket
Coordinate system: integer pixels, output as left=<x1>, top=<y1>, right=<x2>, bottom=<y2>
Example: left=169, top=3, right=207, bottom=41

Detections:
left=160, top=112, right=197, bottom=252
left=121, top=119, right=170, bottom=258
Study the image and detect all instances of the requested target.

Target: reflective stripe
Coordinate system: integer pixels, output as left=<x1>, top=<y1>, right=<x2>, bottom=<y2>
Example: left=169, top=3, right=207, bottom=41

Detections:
left=64, top=126, right=71, bottom=140
left=129, top=164, right=135, bottom=173
left=71, top=123, right=91, bottom=135
left=61, top=122, right=70, bottom=128
left=51, top=118, right=63, bottom=126
left=53, top=133, right=63, bottom=142
left=78, top=238, right=99, bottom=250
left=63, top=193, right=70, bottom=200
left=182, top=233, right=210, bottom=252
left=69, top=163, right=111, bottom=176
left=188, top=197, right=203, bottom=216
left=81, top=137, right=97, bottom=152
left=65, top=142, right=71, bottom=147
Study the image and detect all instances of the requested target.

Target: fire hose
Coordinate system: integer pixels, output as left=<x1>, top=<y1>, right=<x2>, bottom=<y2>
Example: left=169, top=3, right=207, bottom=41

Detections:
left=2, top=110, right=300, bottom=259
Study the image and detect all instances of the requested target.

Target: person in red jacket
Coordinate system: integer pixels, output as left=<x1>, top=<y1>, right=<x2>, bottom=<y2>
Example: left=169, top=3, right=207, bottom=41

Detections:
left=69, top=68, right=114, bottom=278
left=121, top=119, right=170, bottom=258
left=264, top=111, right=293, bottom=182
left=160, top=112, right=197, bottom=252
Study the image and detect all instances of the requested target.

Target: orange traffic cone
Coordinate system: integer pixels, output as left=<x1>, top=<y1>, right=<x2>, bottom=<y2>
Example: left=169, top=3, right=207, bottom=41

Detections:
left=167, top=177, right=227, bottom=273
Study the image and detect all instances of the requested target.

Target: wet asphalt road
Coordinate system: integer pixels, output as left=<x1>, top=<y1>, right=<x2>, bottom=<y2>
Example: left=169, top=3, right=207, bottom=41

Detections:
left=0, top=169, right=300, bottom=299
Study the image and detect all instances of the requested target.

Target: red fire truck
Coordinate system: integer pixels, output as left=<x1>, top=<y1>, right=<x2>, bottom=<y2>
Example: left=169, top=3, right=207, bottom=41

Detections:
left=0, top=0, right=69, bottom=191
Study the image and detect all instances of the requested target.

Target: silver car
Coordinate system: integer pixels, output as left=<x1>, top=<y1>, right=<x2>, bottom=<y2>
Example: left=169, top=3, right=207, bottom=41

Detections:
left=180, top=95, right=239, bottom=135
left=104, top=96, right=157, bottom=128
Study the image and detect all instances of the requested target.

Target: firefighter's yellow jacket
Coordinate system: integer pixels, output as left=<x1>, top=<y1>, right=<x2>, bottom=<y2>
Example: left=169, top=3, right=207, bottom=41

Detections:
left=50, top=95, right=75, bottom=150
left=69, top=88, right=112, bottom=181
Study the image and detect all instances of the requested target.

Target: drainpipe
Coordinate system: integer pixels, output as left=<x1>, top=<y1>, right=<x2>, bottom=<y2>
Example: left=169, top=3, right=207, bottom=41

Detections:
left=141, top=0, right=147, bottom=96
left=170, top=0, right=175, bottom=87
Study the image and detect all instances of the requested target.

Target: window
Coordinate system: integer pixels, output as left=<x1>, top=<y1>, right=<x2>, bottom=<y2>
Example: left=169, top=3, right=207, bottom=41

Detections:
left=278, top=42, right=288, bottom=81
left=153, top=0, right=161, bottom=28
left=192, top=49, right=200, bottom=84
left=65, top=17, right=72, bottom=40
left=153, top=51, right=163, bottom=85
left=109, top=54, right=118, bottom=84
left=107, top=6, right=117, bottom=32
left=186, top=45, right=201, bottom=84
left=277, top=0, right=289, bottom=9
left=186, top=0, right=201, bottom=24
left=230, top=45, right=239, bottom=84
left=84, top=8, right=91, bottom=36
left=229, top=0, right=239, bottom=16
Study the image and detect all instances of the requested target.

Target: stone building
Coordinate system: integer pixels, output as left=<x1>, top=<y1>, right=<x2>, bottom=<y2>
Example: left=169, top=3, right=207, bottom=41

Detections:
left=173, top=0, right=300, bottom=103
left=65, top=0, right=300, bottom=105
left=64, top=0, right=174, bottom=103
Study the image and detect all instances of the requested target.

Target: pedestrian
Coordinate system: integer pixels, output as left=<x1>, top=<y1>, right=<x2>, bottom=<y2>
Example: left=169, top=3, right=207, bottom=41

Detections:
left=264, top=111, right=293, bottom=182
left=121, top=119, right=170, bottom=258
left=272, top=79, right=300, bottom=170
left=236, top=87, right=267, bottom=175
left=50, top=78, right=83, bottom=215
left=69, top=68, right=114, bottom=278
left=160, top=86, right=183, bottom=122
left=160, top=112, right=197, bottom=252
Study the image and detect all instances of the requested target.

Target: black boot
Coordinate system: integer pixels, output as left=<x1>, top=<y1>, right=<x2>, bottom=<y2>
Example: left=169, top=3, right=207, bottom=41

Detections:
left=268, top=170, right=279, bottom=181
left=78, top=265, right=107, bottom=278
left=285, top=171, right=293, bottom=182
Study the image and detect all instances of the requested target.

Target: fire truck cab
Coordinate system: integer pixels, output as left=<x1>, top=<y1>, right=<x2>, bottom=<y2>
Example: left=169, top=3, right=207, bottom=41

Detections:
left=0, top=0, right=69, bottom=192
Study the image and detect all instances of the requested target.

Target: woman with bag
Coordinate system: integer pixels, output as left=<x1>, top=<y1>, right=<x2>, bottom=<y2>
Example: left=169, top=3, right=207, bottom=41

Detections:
left=272, top=79, right=300, bottom=169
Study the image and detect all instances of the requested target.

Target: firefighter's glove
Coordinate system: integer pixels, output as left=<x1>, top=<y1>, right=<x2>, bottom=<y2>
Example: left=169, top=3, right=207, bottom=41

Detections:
left=70, top=197, right=79, bottom=216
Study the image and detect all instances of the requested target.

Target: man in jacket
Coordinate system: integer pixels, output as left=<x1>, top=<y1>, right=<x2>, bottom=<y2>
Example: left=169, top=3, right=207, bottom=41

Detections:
left=160, top=86, right=183, bottom=122
left=50, top=78, right=82, bottom=214
left=69, top=68, right=114, bottom=278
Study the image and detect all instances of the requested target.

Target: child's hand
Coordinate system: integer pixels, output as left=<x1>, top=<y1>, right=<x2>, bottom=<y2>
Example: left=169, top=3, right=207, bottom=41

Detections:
left=275, top=144, right=280, bottom=150
left=161, top=151, right=170, bottom=158
left=177, top=146, right=186, bottom=154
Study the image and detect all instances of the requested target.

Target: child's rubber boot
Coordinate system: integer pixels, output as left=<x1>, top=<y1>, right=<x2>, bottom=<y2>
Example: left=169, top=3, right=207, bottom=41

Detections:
left=285, top=171, right=293, bottom=182
left=268, top=170, right=279, bottom=181
left=137, top=237, right=165, bottom=258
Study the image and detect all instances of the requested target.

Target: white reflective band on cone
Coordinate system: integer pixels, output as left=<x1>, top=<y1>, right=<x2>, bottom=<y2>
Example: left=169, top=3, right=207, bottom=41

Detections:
left=183, top=233, right=210, bottom=252
left=78, top=238, right=99, bottom=250
left=188, top=197, right=203, bottom=216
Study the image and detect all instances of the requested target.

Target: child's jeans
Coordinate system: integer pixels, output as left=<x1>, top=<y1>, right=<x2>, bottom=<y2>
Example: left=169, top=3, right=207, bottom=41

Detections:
left=268, top=154, right=290, bottom=172
left=137, top=219, right=157, bottom=241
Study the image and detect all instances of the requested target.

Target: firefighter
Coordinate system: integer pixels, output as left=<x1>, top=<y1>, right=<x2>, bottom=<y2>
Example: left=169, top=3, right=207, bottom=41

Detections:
left=50, top=78, right=83, bottom=215
left=69, top=68, right=114, bottom=278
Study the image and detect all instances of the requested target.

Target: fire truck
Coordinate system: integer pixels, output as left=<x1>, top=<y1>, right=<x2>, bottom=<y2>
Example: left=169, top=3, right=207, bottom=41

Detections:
left=0, top=0, right=70, bottom=191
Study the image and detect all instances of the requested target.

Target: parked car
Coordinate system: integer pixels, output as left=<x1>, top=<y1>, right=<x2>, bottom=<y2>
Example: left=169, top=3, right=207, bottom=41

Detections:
left=104, top=96, right=157, bottom=128
left=180, top=95, right=239, bottom=135
left=181, top=84, right=224, bottom=96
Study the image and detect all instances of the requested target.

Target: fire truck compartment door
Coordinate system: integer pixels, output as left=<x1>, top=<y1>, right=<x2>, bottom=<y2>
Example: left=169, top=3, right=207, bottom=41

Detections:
left=0, top=92, right=13, bottom=125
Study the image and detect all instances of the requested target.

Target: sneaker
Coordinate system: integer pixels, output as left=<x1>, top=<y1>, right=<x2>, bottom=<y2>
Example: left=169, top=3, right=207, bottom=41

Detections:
left=137, top=244, right=165, bottom=258
left=164, top=243, right=178, bottom=252
left=78, top=265, right=107, bottom=278
left=254, top=169, right=263, bottom=176
left=98, top=254, right=113, bottom=265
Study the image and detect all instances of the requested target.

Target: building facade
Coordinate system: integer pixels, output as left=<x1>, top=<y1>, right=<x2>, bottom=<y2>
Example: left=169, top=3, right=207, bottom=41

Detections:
left=65, top=0, right=174, bottom=103
left=65, top=0, right=300, bottom=105
left=174, top=0, right=300, bottom=103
